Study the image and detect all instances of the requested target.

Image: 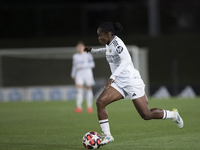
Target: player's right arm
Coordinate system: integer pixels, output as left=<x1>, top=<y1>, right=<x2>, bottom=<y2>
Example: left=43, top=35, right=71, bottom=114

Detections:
left=71, top=54, right=77, bottom=79
left=84, top=46, right=106, bottom=54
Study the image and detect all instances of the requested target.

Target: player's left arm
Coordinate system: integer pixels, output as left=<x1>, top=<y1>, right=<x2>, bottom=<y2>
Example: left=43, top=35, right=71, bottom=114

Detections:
left=88, top=53, right=95, bottom=69
left=110, top=45, right=132, bottom=80
left=71, top=55, right=77, bottom=79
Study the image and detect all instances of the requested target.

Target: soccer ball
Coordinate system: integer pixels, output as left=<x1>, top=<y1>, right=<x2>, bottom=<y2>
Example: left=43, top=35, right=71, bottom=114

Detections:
left=82, top=131, right=102, bottom=149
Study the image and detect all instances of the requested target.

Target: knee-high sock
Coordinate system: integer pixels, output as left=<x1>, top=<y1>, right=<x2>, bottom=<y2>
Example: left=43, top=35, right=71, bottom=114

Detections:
left=99, top=119, right=111, bottom=136
left=162, top=110, right=176, bottom=119
left=86, top=89, right=93, bottom=108
left=76, top=88, right=83, bottom=108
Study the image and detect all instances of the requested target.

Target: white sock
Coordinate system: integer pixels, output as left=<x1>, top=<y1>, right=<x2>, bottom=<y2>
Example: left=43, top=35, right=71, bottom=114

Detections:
left=99, top=119, right=111, bottom=136
left=76, top=88, right=83, bottom=108
left=86, top=89, right=93, bottom=108
left=162, top=110, right=176, bottom=119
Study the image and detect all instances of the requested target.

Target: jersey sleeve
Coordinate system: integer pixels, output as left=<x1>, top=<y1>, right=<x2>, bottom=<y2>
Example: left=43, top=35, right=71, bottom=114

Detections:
left=91, top=48, right=106, bottom=54
left=71, top=55, right=77, bottom=78
left=110, top=45, right=132, bottom=80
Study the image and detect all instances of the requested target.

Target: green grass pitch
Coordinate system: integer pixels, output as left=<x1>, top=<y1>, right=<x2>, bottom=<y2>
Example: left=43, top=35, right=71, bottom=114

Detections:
left=0, top=97, right=200, bottom=150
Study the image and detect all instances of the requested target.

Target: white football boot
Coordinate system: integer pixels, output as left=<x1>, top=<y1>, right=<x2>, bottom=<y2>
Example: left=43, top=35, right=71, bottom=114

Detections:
left=100, top=134, right=114, bottom=146
left=172, top=108, right=184, bottom=128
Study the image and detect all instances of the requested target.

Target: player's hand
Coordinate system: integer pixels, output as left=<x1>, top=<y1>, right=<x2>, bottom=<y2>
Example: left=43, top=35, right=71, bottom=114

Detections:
left=84, top=46, right=92, bottom=53
left=104, top=78, right=114, bottom=89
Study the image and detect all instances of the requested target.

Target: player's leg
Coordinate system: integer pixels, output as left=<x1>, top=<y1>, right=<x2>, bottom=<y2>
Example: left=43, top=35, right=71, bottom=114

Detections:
left=132, top=94, right=164, bottom=119
left=132, top=94, right=184, bottom=128
left=85, top=86, right=93, bottom=113
left=74, top=84, right=84, bottom=113
left=126, top=84, right=163, bottom=119
left=97, top=86, right=123, bottom=119
left=74, top=70, right=86, bottom=113
left=85, top=69, right=95, bottom=113
left=97, top=86, right=123, bottom=145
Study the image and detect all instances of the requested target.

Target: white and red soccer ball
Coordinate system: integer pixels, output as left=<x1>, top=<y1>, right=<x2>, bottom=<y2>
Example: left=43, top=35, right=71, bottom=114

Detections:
left=82, top=131, right=102, bottom=149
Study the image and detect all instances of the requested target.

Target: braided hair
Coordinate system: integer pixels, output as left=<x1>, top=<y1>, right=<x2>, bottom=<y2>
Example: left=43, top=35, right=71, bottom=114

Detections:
left=98, top=22, right=123, bottom=35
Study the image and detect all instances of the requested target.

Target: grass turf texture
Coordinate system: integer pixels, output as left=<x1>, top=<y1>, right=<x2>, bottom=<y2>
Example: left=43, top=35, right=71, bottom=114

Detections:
left=0, top=98, right=200, bottom=150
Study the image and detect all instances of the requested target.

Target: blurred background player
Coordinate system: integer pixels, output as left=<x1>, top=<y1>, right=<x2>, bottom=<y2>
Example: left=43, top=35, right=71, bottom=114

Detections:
left=71, top=41, right=95, bottom=113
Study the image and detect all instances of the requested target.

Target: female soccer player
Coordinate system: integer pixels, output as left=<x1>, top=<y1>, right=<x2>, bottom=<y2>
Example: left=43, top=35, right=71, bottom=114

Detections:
left=71, top=41, right=95, bottom=113
left=84, top=22, right=183, bottom=146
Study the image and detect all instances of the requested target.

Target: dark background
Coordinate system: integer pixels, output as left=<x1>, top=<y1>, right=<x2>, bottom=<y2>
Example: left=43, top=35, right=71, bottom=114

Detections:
left=0, top=0, right=200, bottom=95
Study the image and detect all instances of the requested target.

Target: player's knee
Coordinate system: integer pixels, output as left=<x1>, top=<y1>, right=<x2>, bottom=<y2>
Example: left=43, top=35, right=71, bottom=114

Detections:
left=140, top=113, right=151, bottom=120
left=96, top=97, right=106, bottom=108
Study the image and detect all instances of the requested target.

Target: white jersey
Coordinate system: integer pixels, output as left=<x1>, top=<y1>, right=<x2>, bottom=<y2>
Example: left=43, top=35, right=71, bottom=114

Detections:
left=91, top=36, right=144, bottom=88
left=71, top=52, right=95, bottom=86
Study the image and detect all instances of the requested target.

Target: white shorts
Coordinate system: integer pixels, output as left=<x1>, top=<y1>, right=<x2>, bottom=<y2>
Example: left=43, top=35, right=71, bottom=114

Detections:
left=75, top=69, right=95, bottom=86
left=111, top=82, right=145, bottom=100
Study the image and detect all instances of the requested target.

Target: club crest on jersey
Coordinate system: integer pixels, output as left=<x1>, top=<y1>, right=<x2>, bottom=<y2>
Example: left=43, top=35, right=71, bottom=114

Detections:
left=116, top=46, right=123, bottom=54
left=109, top=49, right=112, bottom=53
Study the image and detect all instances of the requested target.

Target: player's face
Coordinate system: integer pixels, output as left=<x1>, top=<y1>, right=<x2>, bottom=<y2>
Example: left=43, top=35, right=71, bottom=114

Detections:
left=76, top=43, right=84, bottom=53
left=97, top=28, right=109, bottom=45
